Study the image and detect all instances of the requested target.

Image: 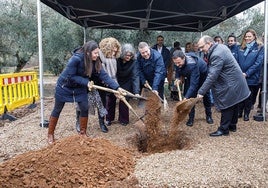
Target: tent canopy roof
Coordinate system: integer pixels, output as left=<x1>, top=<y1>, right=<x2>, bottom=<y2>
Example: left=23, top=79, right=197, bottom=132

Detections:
left=41, top=0, right=263, bottom=32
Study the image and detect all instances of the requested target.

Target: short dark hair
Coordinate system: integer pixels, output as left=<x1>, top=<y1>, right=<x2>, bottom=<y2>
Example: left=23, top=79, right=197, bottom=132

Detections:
left=157, top=35, right=164, bottom=39
left=173, top=41, right=180, bottom=48
left=228, top=33, right=236, bottom=42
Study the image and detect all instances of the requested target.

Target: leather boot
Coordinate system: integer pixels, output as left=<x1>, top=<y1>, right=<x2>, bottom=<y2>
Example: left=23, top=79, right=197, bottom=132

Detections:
left=99, top=116, right=108, bottom=133
left=206, top=115, right=214, bottom=124
left=229, top=124, right=237, bottom=132
left=48, top=116, right=58, bottom=144
left=238, top=109, right=243, bottom=118
left=243, top=114, right=249, bottom=121
left=79, top=117, right=88, bottom=136
left=75, top=110, right=80, bottom=133
left=186, top=118, right=194, bottom=126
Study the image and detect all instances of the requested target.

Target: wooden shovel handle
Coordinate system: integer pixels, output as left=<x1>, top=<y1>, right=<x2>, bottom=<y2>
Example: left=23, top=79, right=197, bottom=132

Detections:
left=92, top=84, right=147, bottom=100
left=176, top=82, right=182, bottom=101
left=120, top=97, right=144, bottom=123
left=92, top=84, right=119, bottom=94
left=144, top=81, right=164, bottom=103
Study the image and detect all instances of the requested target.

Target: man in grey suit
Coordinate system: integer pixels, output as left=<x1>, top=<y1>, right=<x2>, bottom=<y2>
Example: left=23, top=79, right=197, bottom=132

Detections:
left=197, top=35, right=250, bottom=137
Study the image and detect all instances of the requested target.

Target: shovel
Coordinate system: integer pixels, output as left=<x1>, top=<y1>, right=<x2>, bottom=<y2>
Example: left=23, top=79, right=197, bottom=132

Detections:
left=144, top=81, right=169, bottom=111
left=173, top=97, right=201, bottom=125
left=137, top=87, right=147, bottom=108
left=91, top=84, right=147, bottom=100
left=176, top=82, right=183, bottom=101
left=120, top=96, right=145, bottom=123
left=89, top=83, right=145, bottom=123
left=175, top=97, right=200, bottom=113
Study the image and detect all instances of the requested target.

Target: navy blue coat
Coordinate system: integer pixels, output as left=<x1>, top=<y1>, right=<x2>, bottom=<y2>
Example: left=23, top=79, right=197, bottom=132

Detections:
left=237, top=42, right=264, bottom=86
left=175, top=53, right=208, bottom=98
left=116, top=58, right=140, bottom=94
left=55, top=52, right=119, bottom=102
left=228, top=44, right=239, bottom=61
left=137, top=49, right=166, bottom=91
left=152, top=44, right=171, bottom=69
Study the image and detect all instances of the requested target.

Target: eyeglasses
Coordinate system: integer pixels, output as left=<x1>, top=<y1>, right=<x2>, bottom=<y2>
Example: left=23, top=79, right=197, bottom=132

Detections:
left=198, top=43, right=207, bottom=49
left=125, top=54, right=133, bottom=57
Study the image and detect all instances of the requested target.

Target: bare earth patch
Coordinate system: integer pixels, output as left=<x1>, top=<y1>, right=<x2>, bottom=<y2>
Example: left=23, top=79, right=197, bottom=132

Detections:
left=0, top=76, right=267, bottom=187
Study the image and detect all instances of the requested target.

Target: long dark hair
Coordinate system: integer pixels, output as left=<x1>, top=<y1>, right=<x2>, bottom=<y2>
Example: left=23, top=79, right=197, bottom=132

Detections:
left=80, top=41, right=102, bottom=77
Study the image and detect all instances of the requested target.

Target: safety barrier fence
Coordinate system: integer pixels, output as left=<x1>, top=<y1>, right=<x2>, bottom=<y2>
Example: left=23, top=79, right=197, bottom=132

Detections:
left=0, top=72, right=39, bottom=118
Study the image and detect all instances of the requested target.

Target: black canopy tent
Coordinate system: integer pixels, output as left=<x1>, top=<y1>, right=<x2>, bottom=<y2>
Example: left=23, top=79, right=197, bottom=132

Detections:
left=37, top=0, right=267, bottom=125
left=40, top=0, right=263, bottom=32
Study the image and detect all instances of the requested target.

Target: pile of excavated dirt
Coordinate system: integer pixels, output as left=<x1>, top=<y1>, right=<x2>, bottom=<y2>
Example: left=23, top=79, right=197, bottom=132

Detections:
left=0, top=135, right=138, bottom=188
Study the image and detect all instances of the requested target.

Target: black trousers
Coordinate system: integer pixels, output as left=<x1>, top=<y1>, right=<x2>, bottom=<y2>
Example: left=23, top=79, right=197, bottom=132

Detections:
left=52, top=99, right=88, bottom=117
left=188, top=90, right=212, bottom=119
left=218, top=103, right=239, bottom=132
left=106, top=93, right=116, bottom=122
left=184, top=74, right=212, bottom=120
left=238, top=85, right=259, bottom=115
left=105, top=93, right=130, bottom=123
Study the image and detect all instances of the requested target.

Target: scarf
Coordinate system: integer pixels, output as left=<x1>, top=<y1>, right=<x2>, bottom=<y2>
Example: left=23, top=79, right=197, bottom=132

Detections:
left=244, top=41, right=255, bottom=56
left=88, top=89, right=107, bottom=117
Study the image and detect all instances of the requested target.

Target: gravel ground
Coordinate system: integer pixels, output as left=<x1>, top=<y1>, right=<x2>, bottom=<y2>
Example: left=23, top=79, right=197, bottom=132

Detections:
left=0, top=77, right=268, bottom=187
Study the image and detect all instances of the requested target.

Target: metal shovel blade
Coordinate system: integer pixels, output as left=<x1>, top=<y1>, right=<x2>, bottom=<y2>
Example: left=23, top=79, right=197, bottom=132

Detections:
left=176, top=98, right=200, bottom=113
left=173, top=98, right=201, bottom=125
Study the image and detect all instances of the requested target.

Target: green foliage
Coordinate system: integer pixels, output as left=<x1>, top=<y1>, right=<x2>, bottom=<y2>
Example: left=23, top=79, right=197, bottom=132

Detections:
left=45, top=57, right=65, bottom=76
left=205, top=16, right=242, bottom=43
left=204, top=7, right=264, bottom=43
left=41, top=5, right=83, bottom=75
left=240, top=7, right=265, bottom=40
left=0, top=0, right=38, bottom=72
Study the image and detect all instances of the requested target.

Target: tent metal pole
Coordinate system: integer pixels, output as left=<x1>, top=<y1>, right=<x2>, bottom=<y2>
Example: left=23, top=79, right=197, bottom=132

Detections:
left=262, top=0, right=268, bottom=121
left=37, top=0, right=45, bottom=127
left=83, top=27, right=86, bottom=44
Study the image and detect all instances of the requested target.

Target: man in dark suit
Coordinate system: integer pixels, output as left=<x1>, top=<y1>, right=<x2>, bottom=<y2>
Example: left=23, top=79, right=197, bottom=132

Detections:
left=172, top=50, right=213, bottom=126
left=152, top=35, right=171, bottom=69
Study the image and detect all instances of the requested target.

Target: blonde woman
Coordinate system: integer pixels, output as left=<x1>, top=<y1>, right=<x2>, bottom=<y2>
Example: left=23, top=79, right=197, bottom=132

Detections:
left=237, top=29, right=264, bottom=121
left=99, top=37, right=121, bottom=126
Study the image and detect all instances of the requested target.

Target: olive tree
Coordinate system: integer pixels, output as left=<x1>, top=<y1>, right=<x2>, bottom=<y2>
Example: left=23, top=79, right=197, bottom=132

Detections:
left=0, top=0, right=38, bottom=73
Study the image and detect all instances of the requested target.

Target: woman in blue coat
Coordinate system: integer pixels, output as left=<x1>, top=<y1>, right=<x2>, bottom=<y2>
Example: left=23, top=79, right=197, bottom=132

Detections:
left=237, top=29, right=264, bottom=121
left=47, top=41, right=120, bottom=144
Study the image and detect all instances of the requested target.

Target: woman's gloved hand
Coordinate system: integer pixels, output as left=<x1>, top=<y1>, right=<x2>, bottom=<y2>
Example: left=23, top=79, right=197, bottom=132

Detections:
left=117, top=87, right=127, bottom=95
left=115, top=87, right=127, bottom=99
left=87, top=81, right=94, bottom=91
